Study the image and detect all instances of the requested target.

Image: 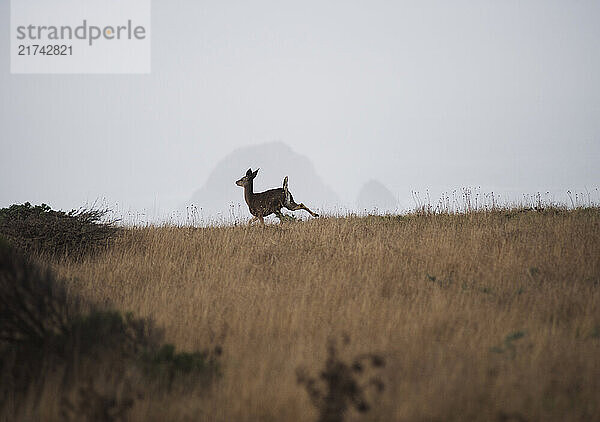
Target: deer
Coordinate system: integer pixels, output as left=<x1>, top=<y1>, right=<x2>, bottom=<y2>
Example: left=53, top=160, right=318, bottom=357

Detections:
left=235, top=168, right=319, bottom=225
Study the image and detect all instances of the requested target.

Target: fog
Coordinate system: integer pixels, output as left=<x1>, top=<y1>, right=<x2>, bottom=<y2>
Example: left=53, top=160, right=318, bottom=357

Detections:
left=2, top=1, right=599, bottom=221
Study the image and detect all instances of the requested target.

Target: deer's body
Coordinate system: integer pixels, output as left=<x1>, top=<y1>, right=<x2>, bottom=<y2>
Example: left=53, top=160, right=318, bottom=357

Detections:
left=236, top=168, right=319, bottom=225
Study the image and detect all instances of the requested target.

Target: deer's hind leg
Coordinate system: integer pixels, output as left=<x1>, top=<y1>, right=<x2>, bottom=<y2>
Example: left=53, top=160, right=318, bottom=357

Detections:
left=285, top=194, right=319, bottom=218
left=289, top=203, right=319, bottom=218
left=283, top=187, right=319, bottom=218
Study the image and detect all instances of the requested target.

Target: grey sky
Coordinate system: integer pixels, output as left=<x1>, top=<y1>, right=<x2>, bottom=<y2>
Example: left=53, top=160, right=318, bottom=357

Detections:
left=1, top=1, right=599, bottom=218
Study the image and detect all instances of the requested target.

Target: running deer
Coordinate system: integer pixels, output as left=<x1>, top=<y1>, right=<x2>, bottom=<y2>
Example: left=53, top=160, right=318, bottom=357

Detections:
left=235, top=168, right=319, bottom=225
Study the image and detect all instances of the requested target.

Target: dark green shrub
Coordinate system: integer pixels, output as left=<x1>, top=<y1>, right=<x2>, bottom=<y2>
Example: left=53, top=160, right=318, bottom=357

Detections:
left=0, top=242, right=221, bottom=415
left=142, top=343, right=221, bottom=391
left=490, top=331, right=526, bottom=359
left=0, top=202, right=118, bottom=258
left=60, top=378, right=137, bottom=422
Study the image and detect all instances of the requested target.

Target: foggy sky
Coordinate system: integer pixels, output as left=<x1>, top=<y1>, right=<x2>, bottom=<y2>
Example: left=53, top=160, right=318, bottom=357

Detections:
left=2, top=1, right=599, bottom=219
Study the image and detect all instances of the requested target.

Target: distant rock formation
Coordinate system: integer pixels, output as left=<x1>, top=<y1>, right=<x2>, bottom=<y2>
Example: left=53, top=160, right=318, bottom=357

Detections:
left=189, top=142, right=339, bottom=219
left=356, top=180, right=398, bottom=213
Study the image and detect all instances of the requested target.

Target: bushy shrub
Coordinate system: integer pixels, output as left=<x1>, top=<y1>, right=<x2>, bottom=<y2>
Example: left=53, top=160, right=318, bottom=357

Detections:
left=0, top=202, right=118, bottom=258
left=0, top=241, right=220, bottom=415
left=0, top=237, right=77, bottom=397
left=143, top=343, right=222, bottom=392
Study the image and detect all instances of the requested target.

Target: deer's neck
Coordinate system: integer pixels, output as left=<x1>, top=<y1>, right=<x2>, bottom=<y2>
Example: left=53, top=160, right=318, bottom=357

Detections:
left=244, top=181, right=254, bottom=206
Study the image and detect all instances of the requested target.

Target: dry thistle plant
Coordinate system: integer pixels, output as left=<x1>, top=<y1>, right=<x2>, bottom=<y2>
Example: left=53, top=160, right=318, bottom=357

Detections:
left=296, top=337, right=385, bottom=422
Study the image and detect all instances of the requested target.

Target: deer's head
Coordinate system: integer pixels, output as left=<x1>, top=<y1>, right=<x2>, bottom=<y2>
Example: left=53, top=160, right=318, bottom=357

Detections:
left=236, top=168, right=259, bottom=187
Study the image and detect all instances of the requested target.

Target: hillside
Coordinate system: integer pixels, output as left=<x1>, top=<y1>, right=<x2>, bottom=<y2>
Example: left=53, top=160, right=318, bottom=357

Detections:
left=4, top=208, right=600, bottom=421
left=356, top=179, right=398, bottom=213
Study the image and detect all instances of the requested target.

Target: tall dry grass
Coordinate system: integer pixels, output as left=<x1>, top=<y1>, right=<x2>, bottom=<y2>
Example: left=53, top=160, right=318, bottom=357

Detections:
left=12, top=208, right=600, bottom=421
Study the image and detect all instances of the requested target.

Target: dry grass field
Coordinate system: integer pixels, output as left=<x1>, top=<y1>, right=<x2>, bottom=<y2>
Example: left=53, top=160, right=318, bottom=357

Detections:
left=5, top=207, right=600, bottom=421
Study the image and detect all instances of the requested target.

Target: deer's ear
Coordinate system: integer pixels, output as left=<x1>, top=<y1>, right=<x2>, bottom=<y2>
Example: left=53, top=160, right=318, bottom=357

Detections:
left=252, top=168, right=259, bottom=178
left=246, top=168, right=253, bottom=176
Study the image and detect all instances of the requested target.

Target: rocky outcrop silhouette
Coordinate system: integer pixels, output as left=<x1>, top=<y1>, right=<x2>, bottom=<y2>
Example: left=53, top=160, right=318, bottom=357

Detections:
left=189, top=142, right=339, bottom=219
left=356, top=180, right=398, bottom=213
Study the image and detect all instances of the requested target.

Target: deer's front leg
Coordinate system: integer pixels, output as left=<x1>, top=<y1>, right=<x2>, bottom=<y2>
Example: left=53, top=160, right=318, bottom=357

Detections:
left=248, top=216, right=259, bottom=225
left=274, top=210, right=285, bottom=223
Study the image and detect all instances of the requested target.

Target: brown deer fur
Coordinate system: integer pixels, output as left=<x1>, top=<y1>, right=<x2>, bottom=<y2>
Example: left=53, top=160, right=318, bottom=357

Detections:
left=236, top=168, right=319, bottom=225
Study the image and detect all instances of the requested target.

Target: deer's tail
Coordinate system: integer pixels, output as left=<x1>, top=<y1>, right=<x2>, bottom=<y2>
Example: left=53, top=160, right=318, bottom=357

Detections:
left=283, top=176, right=292, bottom=205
